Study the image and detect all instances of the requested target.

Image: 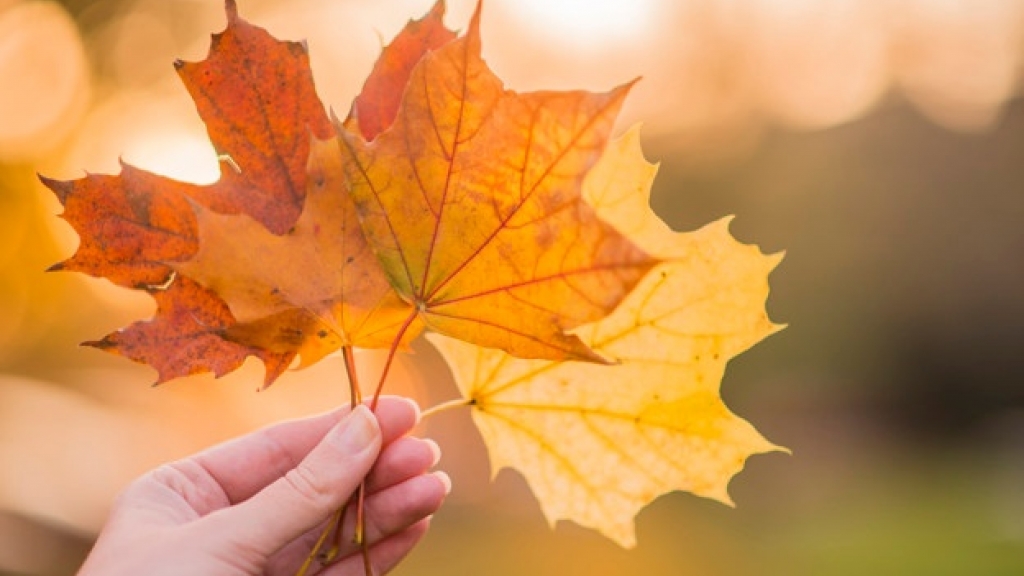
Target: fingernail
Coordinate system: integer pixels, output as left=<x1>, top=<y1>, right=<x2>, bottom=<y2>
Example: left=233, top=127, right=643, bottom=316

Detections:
left=425, top=439, right=441, bottom=467
left=433, top=470, right=452, bottom=495
left=333, top=405, right=378, bottom=452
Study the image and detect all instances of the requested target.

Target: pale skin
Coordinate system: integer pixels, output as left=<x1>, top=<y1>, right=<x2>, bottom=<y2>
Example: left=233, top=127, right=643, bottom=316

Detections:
left=78, top=397, right=450, bottom=576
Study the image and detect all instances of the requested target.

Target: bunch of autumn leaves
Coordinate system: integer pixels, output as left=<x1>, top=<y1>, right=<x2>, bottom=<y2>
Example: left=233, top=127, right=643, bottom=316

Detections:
left=44, top=1, right=782, bottom=548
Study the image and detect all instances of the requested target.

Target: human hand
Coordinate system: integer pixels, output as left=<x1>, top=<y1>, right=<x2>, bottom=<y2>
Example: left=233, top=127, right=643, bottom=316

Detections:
left=78, top=397, right=450, bottom=576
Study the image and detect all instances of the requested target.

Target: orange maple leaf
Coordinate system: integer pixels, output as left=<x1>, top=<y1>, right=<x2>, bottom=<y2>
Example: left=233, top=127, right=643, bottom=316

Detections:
left=174, top=0, right=333, bottom=234
left=90, top=276, right=294, bottom=383
left=349, top=0, right=456, bottom=141
left=41, top=166, right=200, bottom=288
left=174, top=137, right=418, bottom=362
left=42, top=1, right=368, bottom=385
left=339, top=7, right=658, bottom=363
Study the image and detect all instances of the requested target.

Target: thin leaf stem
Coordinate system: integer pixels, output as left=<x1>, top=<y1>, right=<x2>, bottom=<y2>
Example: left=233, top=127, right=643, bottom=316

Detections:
left=295, top=506, right=343, bottom=576
left=420, top=397, right=473, bottom=419
left=343, top=346, right=362, bottom=407
left=342, top=346, right=374, bottom=576
left=297, top=347, right=374, bottom=576
left=370, top=309, right=419, bottom=409
left=357, top=485, right=372, bottom=575
left=301, top=311, right=417, bottom=576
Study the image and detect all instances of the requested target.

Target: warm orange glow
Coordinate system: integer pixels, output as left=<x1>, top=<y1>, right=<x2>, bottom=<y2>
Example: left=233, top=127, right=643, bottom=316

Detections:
left=0, top=1, right=89, bottom=161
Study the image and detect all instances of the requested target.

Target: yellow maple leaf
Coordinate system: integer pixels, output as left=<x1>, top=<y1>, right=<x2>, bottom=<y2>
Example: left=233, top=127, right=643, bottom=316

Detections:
left=428, top=126, right=785, bottom=547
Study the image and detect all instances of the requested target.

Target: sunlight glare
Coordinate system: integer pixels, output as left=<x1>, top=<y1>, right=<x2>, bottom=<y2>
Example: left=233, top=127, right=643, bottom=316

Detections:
left=507, top=0, right=659, bottom=45
left=121, top=131, right=221, bottom=185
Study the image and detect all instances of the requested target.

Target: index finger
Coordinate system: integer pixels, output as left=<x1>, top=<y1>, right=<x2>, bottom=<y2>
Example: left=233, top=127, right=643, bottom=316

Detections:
left=192, top=396, right=420, bottom=505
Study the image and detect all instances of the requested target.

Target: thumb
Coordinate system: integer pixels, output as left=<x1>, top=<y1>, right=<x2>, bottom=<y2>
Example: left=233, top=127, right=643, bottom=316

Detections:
left=202, top=405, right=382, bottom=555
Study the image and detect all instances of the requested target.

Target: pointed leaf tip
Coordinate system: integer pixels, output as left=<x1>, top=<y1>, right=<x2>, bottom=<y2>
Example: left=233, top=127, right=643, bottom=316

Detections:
left=38, top=174, right=72, bottom=204
left=82, top=338, right=114, bottom=350
left=225, top=0, right=239, bottom=21
left=348, top=0, right=458, bottom=139
left=470, top=0, right=483, bottom=31
left=431, top=0, right=447, bottom=18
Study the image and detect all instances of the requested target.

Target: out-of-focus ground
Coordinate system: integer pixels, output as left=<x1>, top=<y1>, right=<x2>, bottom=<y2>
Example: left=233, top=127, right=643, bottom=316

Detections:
left=1, top=0, right=1023, bottom=574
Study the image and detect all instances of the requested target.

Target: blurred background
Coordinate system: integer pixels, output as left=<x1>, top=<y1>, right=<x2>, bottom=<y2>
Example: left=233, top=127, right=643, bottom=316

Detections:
left=1, top=0, right=1023, bottom=574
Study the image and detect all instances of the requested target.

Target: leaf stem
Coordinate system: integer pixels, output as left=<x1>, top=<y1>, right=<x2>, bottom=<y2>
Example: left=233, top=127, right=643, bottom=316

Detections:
left=296, top=347, right=374, bottom=576
left=342, top=346, right=374, bottom=576
left=295, top=505, right=343, bottom=576
left=370, top=309, right=419, bottom=409
left=357, top=485, right=372, bottom=575
left=421, top=397, right=473, bottom=419
left=343, top=346, right=362, bottom=407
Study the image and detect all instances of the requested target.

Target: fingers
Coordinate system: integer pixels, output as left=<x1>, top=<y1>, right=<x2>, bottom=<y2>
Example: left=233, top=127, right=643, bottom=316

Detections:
left=267, top=436, right=448, bottom=573
left=319, top=519, right=432, bottom=576
left=344, top=472, right=450, bottom=557
left=192, top=396, right=420, bottom=505
left=200, top=406, right=381, bottom=556
left=367, top=437, right=440, bottom=493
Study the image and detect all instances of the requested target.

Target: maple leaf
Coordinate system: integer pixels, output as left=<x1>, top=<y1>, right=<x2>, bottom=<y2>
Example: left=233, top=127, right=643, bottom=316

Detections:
left=348, top=0, right=456, bottom=141
left=428, top=127, right=785, bottom=547
left=42, top=1, right=368, bottom=385
left=174, top=0, right=333, bottom=234
left=340, top=7, right=658, bottom=363
left=173, top=137, right=419, bottom=361
left=90, top=275, right=294, bottom=384
left=40, top=166, right=201, bottom=288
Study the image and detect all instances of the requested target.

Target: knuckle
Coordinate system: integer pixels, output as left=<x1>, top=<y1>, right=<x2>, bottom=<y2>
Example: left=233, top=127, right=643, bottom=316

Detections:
left=282, top=464, right=333, bottom=509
